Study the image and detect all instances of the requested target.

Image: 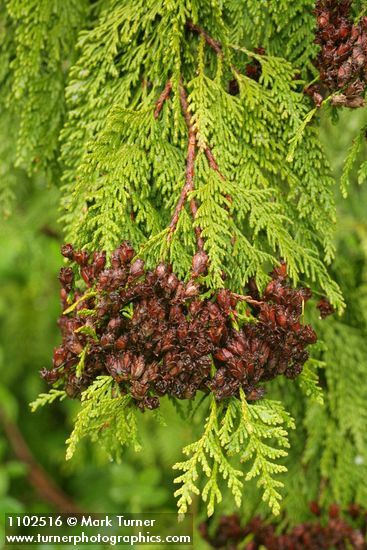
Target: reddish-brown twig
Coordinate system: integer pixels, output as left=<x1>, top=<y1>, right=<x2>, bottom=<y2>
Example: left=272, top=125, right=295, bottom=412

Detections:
left=186, top=20, right=223, bottom=57
left=231, top=293, right=263, bottom=307
left=167, top=80, right=204, bottom=251
left=154, top=80, right=172, bottom=119
left=168, top=129, right=197, bottom=237
left=180, top=83, right=205, bottom=252
left=204, top=147, right=225, bottom=181
left=0, top=408, right=83, bottom=513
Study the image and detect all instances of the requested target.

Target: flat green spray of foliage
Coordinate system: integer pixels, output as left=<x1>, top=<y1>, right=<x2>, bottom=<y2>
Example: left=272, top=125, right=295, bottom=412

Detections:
left=173, top=391, right=295, bottom=516
left=2, top=0, right=363, bottom=520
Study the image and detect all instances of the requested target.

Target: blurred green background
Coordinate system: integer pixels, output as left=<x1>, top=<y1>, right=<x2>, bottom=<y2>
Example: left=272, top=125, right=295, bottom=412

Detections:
left=0, top=107, right=367, bottom=550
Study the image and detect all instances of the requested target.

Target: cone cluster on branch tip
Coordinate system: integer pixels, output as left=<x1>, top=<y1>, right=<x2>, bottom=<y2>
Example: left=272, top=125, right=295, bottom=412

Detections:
left=305, top=0, right=367, bottom=108
left=199, top=504, right=367, bottom=550
left=41, top=242, right=318, bottom=410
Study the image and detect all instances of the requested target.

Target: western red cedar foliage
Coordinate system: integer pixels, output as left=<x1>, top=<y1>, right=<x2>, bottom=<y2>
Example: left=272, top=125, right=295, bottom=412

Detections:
left=1, top=0, right=367, bottom=521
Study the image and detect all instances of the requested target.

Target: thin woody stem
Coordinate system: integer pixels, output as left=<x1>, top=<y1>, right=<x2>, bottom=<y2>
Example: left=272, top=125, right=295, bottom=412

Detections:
left=231, top=293, right=263, bottom=307
left=179, top=79, right=224, bottom=197
left=156, top=78, right=203, bottom=249
left=168, top=129, right=196, bottom=237
left=186, top=20, right=223, bottom=57
left=186, top=18, right=241, bottom=78
left=167, top=67, right=227, bottom=251
left=204, top=147, right=225, bottom=181
left=154, top=80, right=172, bottom=119
left=167, top=79, right=204, bottom=251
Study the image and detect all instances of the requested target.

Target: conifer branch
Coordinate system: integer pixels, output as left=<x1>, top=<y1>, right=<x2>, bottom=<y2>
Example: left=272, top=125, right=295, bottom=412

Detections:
left=2, top=0, right=358, bottom=522
left=186, top=20, right=223, bottom=58
left=186, top=19, right=240, bottom=83
left=154, top=80, right=172, bottom=120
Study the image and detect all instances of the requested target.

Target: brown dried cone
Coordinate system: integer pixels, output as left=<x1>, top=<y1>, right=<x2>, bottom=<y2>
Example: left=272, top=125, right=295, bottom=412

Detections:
left=41, top=243, right=319, bottom=410
left=317, top=296, right=335, bottom=318
left=307, top=1, right=367, bottom=108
